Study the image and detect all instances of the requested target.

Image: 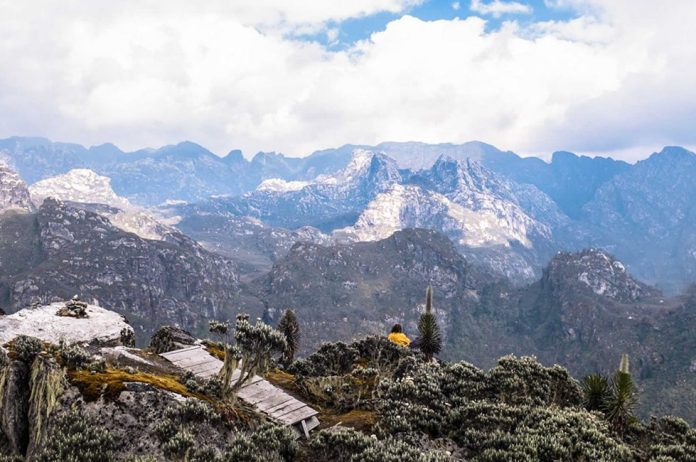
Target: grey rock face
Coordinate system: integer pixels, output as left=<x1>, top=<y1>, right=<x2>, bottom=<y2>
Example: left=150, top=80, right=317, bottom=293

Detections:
left=581, top=146, right=696, bottom=293
left=0, top=360, right=31, bottom=455
left=0, top=162, right=34, bottom=214
left=246, top=228, right=493, bottom=355
left=0, top=198, right=239, bottom=344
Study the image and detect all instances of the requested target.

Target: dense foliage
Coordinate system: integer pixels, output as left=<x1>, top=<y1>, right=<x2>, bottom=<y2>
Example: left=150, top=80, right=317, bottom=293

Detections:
left=277, top=309, right=300, bottom=367
left=287, top=338, right=696, bottom=461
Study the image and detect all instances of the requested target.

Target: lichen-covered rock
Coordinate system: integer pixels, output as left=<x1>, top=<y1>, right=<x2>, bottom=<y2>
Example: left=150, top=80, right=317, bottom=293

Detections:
left=0, top=361, right=31, bottom=455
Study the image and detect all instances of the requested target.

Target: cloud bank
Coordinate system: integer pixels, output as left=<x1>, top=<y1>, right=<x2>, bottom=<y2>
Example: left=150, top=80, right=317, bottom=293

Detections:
left=0, top=0, right=694, bottom=160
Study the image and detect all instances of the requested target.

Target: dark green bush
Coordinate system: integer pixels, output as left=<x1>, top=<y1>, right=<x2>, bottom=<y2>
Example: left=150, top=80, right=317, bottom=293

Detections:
left=13, top=335, right=43, bottom=362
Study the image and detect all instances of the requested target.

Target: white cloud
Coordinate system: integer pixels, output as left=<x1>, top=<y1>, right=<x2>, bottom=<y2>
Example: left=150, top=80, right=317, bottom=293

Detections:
left=452, top=2, right=461, bottom=11
left=470, top=0, right=532, bottom=18
left=0, top=0, right=695, bottom=162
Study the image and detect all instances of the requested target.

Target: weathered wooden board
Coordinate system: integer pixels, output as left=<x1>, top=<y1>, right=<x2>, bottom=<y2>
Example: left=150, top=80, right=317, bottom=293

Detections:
left=160, top=345, right=319, bottom=435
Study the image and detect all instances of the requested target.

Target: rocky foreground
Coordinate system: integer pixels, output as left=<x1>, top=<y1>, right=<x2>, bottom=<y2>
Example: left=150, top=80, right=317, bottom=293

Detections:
left=0, top=301, right=694, bottom=461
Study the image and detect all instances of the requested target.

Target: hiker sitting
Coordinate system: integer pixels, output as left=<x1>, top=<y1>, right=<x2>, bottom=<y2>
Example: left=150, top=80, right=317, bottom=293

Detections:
left=387, top=324, right=411, bottom=347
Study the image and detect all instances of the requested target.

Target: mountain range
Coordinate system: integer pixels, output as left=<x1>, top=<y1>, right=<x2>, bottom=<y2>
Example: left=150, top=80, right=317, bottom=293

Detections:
left=1, top=137, right=696, bottom=421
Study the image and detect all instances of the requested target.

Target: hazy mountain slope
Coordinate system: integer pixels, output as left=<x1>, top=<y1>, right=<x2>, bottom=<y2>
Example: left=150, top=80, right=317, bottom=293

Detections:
left=582, top=146, right=696, bottom=293
left=246, top=231, right=694, bottom=421
left=182, top=150, right=402, bottom=231
left=496, top=248, right=695, bottom=422
left=245, top=228, right=505, bottom=355
left=173, top=213, right=330, bottom=281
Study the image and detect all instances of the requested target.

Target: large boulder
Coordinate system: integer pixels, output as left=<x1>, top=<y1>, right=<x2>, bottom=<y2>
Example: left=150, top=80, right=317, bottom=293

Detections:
left=0, top=301, right=135, bottom=347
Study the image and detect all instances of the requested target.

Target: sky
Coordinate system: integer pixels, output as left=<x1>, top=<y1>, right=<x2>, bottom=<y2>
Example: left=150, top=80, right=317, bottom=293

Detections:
left=0, top=0, right=695, bottom=160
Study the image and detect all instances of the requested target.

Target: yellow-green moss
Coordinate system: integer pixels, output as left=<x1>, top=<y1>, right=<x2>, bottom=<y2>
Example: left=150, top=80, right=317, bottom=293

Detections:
left=201, top=341, right=226, bottom=361
left=28, top=356, right=64, bottom=455
left=319, top=409, right=376, bottom=432
left=68, top=368, right=206, bottom=402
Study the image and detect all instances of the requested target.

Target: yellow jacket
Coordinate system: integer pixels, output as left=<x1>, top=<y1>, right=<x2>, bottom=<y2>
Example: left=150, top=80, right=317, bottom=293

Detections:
left=388, top=332, right=411, bottom=347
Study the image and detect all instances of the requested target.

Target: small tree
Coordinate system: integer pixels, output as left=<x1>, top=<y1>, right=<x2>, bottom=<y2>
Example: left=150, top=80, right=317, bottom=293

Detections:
left=605, top=354, right=637, bottom=435
left=417, top=286, right=442, bottom=362
left=216, top=314, right=287, bottom=401
left=277, top=309, right=300, bottom=367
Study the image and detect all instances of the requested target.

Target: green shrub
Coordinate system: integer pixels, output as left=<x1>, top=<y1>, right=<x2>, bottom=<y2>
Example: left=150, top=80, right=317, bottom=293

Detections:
left=290, top=341, right=359, bottom=377
left=162, top=429, right=195, bottom=459
left=308, top=428, right=451, bottom=462
left=36, top=409, right=118, bottom=462
left=59, top=343, right=92, bottom=369
left=13, top=335, right=43, bottom=362
left=164, top=399, right=220, bottom=425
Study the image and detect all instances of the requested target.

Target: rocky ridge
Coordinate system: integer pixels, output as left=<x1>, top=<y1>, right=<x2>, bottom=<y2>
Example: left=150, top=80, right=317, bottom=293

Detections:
left=0, top=197, right=240, bottom=344
left=29, top=169, right=173, bottom=241
left=0, top=162, right=34, bottom=214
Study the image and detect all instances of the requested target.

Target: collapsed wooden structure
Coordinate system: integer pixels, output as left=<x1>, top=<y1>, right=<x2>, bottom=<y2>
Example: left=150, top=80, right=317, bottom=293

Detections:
left=160, top=345, right=319, bottom=437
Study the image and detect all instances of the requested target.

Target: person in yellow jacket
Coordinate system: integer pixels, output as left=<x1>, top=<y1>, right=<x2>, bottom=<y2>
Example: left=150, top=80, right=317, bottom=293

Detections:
left=387, top=323, right=411, bottom=347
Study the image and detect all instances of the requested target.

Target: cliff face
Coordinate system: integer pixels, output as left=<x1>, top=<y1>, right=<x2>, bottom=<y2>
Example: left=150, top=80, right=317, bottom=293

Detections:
left=0, top=199, right=240, bottom=343
left=0, top=162, right=34, bottom=214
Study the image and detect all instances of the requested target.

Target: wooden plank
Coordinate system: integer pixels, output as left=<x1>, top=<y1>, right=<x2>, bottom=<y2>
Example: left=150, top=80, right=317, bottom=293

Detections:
left=197, top=369, right=220, bottom=379
left=256, top=394, right=295, bottom=412
left=171, top=357, right=220, bottom=370
left=304, top=416, right=320, bottom=432
left=167, top=349, right=217, bottom=362
left=246, top=387, right=286, bottom=405
left=188, top=361, right=222, bottom=374
left=268, top=400, right=305, bottom=418
left=196, top=362, right=223, bottom=374
left=160, top=345, right=203, bottom=359
left=237, top=380, right=276, bottom=400
left=278, top=406, right=318, bottom=425
left=159, top=347, right=319, bottom=434
left=236, top=374, right=263, bottom=388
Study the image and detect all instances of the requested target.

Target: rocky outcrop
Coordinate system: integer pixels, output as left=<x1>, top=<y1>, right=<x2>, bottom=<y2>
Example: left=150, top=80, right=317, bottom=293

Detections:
left=0, top=301, right=135, bottom=347
left=0, top=360, right=31, bottom=454
left=0, top=199, right=240, bottom=343
left=0, top=161, right=34, bottom=214
left=545, top=248, right=660, bottom=303
left=29, top=168, right=175, bottom=241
